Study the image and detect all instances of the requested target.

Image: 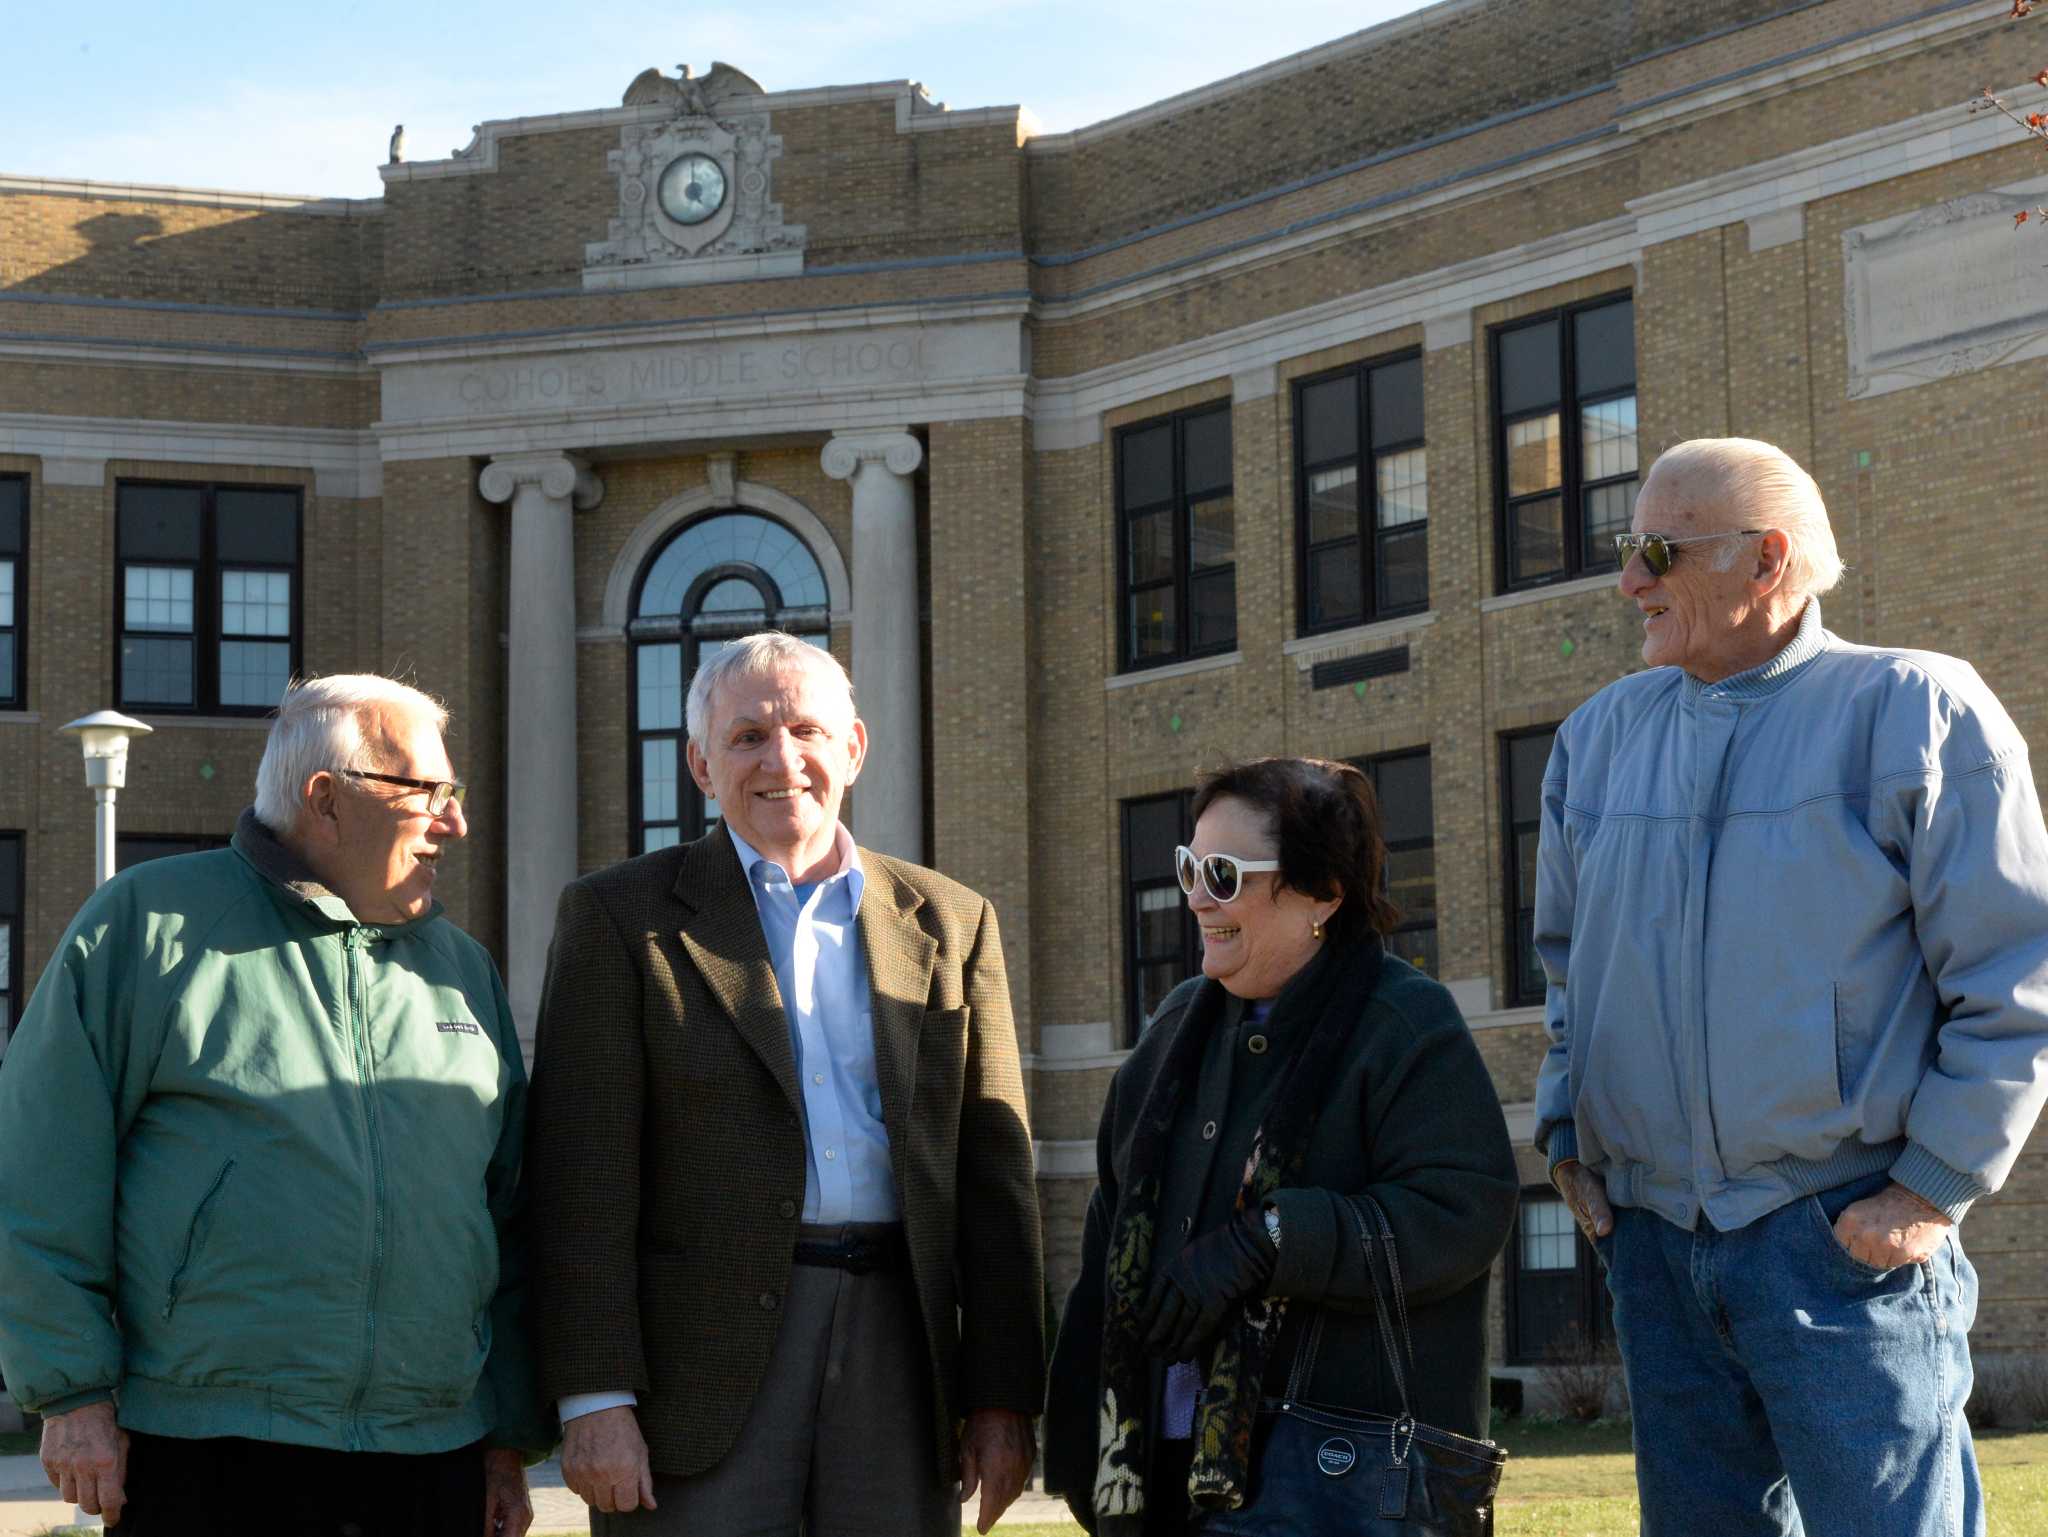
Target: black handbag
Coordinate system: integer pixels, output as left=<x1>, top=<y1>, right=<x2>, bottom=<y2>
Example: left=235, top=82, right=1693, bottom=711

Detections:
left=1198, top=1194, right=1507, bottom=1537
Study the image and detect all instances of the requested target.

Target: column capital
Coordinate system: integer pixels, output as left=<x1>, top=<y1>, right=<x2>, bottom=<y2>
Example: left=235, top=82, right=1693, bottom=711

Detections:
left=479, top=451, right=604, bottom=510
left=821, top=429, right=922, bottom=482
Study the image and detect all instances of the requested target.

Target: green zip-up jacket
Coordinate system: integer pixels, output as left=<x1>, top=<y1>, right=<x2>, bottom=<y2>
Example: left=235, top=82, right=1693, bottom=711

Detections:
left=0, top=810, right=552, bottom=1454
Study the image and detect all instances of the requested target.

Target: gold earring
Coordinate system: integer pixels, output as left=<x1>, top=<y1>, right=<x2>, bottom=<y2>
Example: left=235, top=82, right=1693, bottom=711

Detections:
left=1311, top=918, right=1325, bottom=940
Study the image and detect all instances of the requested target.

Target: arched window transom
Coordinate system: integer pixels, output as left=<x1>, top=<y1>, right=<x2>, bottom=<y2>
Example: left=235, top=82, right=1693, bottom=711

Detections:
left=628, top=512, right=830, bottom=853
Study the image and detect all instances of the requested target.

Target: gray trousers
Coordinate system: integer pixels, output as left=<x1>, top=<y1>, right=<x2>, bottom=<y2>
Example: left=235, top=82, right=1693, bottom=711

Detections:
left=594, top=1223, right=960, bottom=1537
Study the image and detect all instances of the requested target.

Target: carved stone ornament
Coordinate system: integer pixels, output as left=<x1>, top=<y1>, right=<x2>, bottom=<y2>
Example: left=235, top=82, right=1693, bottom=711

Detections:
left=584, top=63, right=806, bottom=291
left=1842, top=176, right=2048, bottom=401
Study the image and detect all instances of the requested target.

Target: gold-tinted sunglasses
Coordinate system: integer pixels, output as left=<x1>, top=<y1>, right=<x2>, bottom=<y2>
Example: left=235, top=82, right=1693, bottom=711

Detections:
left=1613, top=529, right=1765, bottom=577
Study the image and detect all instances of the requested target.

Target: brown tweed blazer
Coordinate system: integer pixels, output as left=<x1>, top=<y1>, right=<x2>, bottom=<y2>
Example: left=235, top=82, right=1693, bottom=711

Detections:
left=527, top=825, right=1045, bottom=1481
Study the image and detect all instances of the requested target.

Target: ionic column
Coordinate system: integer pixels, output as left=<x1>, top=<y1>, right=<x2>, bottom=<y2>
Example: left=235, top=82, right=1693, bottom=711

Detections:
left=478, top=451, right=603, bottom=1046
left=821, top=429, right=925, bottom=863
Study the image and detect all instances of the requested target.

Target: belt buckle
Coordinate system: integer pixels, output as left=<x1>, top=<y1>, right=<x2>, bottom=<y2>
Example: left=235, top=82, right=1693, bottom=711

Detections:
left=840, top=1239, right=880, bottom=1275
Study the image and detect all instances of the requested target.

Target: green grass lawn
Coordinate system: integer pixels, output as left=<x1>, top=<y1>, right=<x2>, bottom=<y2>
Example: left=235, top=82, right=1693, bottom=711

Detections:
left=803, top=1421, right=2048, bottom=1537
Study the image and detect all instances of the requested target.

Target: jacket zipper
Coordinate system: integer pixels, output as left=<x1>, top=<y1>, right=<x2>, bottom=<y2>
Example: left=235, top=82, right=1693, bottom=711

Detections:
left=340, top=928, right=388, bottom=1451
left=161, top=1157, right=236, bottom=1320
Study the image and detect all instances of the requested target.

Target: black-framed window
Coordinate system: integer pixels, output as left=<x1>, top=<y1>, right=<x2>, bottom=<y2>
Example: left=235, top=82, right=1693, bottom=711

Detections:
left=1503, top=727, right=1558, bottom=1007
left=1507, top=1186, right=1612, bottom=1364
left=115, top=482, right=301, bottom=714
left=0, top=833, right=20, bottom=1053
left=1296, top=353, right=1427, bottom=633
left=1360, top=750, right=1437, bottom=977
left=1122, top=791, right=1197, bottom=1045
left=1493, top=294, right=1638, bottom=591
left=628, top=513, right=830, bottom=855
left=116, top=834, right=232, bottom=872
left=1117, top=404, right=1234, bottom=671
left=0, top=476, right=25, bottom=707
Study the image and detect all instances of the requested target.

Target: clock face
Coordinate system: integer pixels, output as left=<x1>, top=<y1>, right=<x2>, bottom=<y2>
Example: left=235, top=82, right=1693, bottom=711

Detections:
left=657, top=153, right=728, bottom=226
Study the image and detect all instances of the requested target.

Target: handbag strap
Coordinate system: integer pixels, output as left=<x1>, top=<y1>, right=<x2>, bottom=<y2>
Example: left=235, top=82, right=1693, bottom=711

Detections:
left=1276, top=1192, right=1416, bottom=1419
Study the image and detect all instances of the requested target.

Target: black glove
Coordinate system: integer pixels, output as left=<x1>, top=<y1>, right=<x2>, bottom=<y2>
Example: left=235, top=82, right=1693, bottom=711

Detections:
left=1139, top=1206, right=1278, bottom=1360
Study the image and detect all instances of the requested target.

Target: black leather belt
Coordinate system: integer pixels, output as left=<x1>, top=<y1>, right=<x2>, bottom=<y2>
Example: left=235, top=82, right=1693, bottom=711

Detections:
left=792, top=1230, right=910, bottom=1275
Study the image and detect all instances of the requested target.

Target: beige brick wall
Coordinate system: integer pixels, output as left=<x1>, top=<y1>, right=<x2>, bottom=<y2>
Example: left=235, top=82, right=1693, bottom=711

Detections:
left=7, top=0, right=2048, bottom=1364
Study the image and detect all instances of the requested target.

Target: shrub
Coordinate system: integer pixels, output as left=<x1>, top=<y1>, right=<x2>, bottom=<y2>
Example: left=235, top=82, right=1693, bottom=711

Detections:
left=1490, top=1375, right=1525, bottom=1419
left=1531, top=1328, right=1626, bottom=1422
left=1967, top=1352, right=2048, bottom=1431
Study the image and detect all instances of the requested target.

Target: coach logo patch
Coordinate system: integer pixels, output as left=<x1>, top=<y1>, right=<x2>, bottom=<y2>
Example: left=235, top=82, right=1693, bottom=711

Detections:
left=436, top=1019, right=481, bottom=1036
left=1317, top=1437, right=1357, bottom=1477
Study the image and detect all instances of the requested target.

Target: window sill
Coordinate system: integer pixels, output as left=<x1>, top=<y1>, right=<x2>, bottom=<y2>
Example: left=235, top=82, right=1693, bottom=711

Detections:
left=1283, top=611, right=1437, bottom=669
left=1480, top=572, right=1618, bottom=613
left=134, top=714, right=275, bottom=731
left=1466, top=1004, right=1546, bottom=1031
left=0, top=710, right=39, bottom=725
left=1105, top=651, right=1243, bottom=692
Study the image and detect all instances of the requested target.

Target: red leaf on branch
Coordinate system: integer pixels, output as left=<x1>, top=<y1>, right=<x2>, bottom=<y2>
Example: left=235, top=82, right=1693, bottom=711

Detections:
left=2017, top=0, right=2035, bottom=18
left=2030, top=112, right=2048, bottom=126
left=2037, top=69, right=2048, bottom=86
left=2018, top=210, right=2032, bottom=225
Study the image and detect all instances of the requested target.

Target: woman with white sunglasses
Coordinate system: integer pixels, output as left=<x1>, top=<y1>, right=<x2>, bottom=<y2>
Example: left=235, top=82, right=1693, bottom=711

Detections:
left=1043, top=756, right=1520, bottom=1536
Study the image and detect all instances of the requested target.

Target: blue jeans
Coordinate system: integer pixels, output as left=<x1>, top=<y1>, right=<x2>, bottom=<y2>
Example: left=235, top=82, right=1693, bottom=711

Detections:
left=1599, top=1171, right=1982, bottom=1537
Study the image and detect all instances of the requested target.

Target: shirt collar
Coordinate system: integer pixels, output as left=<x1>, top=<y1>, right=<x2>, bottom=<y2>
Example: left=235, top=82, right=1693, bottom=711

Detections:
left=725, top=821, right=865, bottom=915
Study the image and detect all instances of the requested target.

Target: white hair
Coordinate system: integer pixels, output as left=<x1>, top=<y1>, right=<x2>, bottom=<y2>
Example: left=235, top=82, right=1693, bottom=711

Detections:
left=253, top=674, right=450, bottom=833
left=1642, top=437, right=1844, bottom=597
left=684, top=633, right=854, bottom=747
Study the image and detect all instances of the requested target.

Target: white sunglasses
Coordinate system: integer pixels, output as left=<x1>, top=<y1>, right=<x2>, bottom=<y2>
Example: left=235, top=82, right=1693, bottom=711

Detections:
left=1174, top=844, right=1282, bottom=904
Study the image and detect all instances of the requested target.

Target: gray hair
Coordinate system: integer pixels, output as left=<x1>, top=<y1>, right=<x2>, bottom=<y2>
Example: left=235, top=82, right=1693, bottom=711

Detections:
left=685, top=633, right=854, bottom=747
left=253, top=674, right=450, bottom=833
left=1642, top=438, right=1845, bottom=597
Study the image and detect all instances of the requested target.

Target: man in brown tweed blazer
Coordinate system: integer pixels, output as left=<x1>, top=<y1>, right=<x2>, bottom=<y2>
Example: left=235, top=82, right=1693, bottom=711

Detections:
left=528, top=632, right=1044, bottom=1536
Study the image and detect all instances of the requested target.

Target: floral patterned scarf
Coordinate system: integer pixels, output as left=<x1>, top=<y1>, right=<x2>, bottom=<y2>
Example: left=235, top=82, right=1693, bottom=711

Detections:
left=1093, top=937, right=1383, bottom=1527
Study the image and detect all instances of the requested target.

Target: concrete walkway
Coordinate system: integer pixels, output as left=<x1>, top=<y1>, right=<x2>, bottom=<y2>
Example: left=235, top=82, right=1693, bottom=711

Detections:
left=0, top=1452, right=1074, bottom=1535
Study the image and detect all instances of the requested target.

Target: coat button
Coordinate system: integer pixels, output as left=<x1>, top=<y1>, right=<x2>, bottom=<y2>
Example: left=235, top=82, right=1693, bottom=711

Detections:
left=1247, top=1034, right=1269, bottom=1055
left=1202, top=1120, right=1218, bottom=1141
left=759, top=1291, right=779, bottom=1310
left=779, top=1199, right=796, bottom=1219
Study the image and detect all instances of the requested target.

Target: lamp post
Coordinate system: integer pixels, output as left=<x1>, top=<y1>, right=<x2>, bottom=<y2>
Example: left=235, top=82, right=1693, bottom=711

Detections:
left=58, top=711, right=154, bottom=889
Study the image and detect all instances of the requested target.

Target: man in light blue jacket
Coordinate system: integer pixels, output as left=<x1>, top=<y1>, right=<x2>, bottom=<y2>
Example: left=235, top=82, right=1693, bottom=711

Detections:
left=1535, top=437, right=2048, bottom=1537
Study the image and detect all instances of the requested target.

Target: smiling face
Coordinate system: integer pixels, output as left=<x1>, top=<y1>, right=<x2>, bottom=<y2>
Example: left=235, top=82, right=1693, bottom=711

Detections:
left=1185, top=794, right=1337, bottom=1001
left=686, top=660, right=866, bottom=880
left=311, top=704, right=466, bottom=924
left=1620, top=479, right=1786, bottom=682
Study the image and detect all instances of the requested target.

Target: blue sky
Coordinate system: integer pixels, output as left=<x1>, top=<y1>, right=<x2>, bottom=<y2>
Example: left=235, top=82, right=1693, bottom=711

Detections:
left=8, top=0, right=1436, bottom=199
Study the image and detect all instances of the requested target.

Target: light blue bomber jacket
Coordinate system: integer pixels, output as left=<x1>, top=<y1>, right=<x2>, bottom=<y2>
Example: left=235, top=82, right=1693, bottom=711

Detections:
left=1534, top=601, right=2048, bottom=1230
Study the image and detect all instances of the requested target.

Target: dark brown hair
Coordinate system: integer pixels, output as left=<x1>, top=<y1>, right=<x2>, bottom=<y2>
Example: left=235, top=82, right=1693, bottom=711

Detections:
left=1191, top=756, right=1400, bottom=945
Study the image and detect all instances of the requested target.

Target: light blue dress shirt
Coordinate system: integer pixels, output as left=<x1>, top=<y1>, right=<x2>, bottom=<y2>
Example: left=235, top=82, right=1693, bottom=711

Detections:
left=725, top=821, right=900, bottom=1226
left=560, top=821, right=899, bottom=1424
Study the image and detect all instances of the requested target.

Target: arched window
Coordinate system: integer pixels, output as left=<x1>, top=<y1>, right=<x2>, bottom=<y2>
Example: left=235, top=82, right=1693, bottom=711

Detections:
left=629, top=513, right=830, bottom=853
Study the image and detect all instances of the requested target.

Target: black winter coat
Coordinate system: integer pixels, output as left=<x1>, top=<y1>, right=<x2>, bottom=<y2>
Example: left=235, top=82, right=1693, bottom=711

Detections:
left=1042, top=949, right=1519, bottom=1530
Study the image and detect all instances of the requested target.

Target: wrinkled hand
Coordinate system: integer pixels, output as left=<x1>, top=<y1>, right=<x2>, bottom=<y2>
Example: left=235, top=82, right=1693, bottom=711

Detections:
left=1553, top=1159, right=1613, bottom=1245
left=1139, top=1207, right=1277, bottom=1361
left=959, top=1407, right=1035, bottom=1536
left=40, top=1400, right=129, bottom=1525
left=561, top=1405, right=657, bottom=1516
left=483, top=1446, right=533, bottom=1536
left=1835, top=1181, right=1952, bottom=1270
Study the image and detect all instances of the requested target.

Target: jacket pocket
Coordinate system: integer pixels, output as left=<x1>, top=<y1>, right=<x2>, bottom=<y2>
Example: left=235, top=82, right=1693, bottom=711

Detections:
left=162, top=1157, right=236, bottom=1321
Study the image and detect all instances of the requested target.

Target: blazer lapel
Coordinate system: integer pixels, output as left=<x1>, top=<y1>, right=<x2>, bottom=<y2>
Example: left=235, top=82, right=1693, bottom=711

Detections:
left=857, top=854, right=938, bottom=1146
left=673, top=828, right=801, bottom=1114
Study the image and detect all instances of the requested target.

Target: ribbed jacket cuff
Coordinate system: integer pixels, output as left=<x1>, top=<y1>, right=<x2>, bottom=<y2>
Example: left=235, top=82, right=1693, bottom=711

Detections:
left=1542, top=1120, right=1579, bottom=1174
left=1889, top=1142, right=1987, bottom=1225
left=38, top=1386, right=116, bottom=1417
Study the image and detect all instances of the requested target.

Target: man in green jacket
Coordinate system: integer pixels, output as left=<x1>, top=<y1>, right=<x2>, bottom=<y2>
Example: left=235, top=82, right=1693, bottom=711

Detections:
left=0, top=674, right=551, bottom=1535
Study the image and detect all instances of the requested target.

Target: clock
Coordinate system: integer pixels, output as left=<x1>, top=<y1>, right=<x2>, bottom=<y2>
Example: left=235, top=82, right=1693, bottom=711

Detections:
left=657, top=152, right=728, bottom=226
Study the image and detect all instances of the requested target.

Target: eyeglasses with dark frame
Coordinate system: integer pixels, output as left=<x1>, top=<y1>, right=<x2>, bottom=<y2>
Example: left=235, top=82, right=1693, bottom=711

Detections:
left=1613, top=529, right=1766, bottom=577
left=337, top=769, right=467, bottom=816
